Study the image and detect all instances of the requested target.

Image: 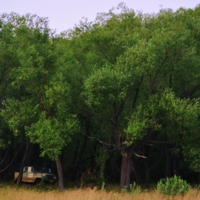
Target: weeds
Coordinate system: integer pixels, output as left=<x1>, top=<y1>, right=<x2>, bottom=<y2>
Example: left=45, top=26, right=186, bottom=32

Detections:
left=0, top=182, right=199, bottom=200
left=121, top=187, right=127, bottom=194
left=36, top=177, right=49, bottom=191
left=101, top=181, right=105, bottom=191
left=130, top=182, right=141, bottom=194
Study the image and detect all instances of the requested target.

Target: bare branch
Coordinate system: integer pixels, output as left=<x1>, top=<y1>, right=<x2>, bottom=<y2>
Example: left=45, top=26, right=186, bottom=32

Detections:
left=0, top=145, right=23, bottom=173
left=134, top=151, right=147, bottom=159
left=147, top=140, right=173, bottom=144
left=79, top=131, right=127, bottom=151
left=79, top=131, right=115, bottom=147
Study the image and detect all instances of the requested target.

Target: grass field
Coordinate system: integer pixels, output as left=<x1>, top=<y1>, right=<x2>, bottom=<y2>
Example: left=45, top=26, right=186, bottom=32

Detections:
left=0, top=183, right=200, bottom=200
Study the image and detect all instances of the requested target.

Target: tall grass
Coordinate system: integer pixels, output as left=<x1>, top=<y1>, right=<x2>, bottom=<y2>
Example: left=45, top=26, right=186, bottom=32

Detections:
left=0, top=183, right=200, bottom=200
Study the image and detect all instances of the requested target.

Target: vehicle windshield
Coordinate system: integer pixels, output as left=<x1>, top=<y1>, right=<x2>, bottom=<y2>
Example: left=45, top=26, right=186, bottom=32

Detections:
left=34, top=166, right=47, bottom=173
left=40, top=167, right=47, bottom=173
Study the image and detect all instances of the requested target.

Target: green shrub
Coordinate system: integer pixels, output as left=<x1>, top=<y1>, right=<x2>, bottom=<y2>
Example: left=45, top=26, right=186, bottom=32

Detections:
left=37, top=177, right=48, bottom=191
left=121, top=187, right=127, bottom=194
left=157, top=175, right=190, bottom=196
left=130, top=182, right=141, bottom=194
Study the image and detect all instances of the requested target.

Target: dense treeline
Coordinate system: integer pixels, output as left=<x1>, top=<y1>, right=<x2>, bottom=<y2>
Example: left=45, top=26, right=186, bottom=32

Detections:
left=0, top=3, right=200, bottom=191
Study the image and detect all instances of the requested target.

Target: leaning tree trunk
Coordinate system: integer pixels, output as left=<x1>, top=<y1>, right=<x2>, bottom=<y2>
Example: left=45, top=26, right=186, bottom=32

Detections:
left=145, top=144, right=164, bottom=188
left=120, top=150, right=132, bottom=190
left=17, top=139, right=30, bottom=185
left=132, top=156, right=142, bottom=185
left=56, top=156, right=64, bottom=192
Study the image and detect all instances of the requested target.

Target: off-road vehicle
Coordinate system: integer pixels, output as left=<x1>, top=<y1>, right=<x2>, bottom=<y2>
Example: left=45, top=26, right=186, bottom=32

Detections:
left=14, top=165, right=57, bottom=184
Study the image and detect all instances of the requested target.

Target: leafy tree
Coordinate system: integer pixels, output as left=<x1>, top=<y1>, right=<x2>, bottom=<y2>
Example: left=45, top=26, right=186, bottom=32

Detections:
left=80, top=5, right=200, bottom=189
left=0, top=13, right=24, bottom=179
left=1, top=4, right=200, bottom=191
left=1, top=13, right=79, bottom=191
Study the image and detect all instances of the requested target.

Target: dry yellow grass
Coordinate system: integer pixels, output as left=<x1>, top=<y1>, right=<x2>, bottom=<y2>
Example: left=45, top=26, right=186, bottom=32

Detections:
left=0, top=185, right=200, bottom=200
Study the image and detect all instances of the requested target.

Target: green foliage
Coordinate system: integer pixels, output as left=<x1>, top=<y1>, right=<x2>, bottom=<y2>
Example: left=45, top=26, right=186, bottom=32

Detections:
left=36, top=177, right=47, bottom=191
left=83, top=65, right=130, bottom=106
left=125, top=90, right=200, bottom=145
left=121, top=187, right=127, bottom=194
left=1, top=4, right=200, bottom=190
left=101, top=182, right=105, bottom=191
left=0, top=139, right=6, bottom=149
left=1, top=98, right=39, bottom=135
left=26, top=113, right=79, bottom=160
left=120, top=182, right=142, bottom=194
left=157, top=175, right=190, bottom=196
left=95, top=146, right=108, bottom=186
left=130, top=182, right=142, bottom=194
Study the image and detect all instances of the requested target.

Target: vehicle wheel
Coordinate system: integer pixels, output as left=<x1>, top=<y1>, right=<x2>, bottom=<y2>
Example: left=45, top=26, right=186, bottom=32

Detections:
left=49, top=181, right=55, bottom=185
left=35, top=179, right=41, bottom=185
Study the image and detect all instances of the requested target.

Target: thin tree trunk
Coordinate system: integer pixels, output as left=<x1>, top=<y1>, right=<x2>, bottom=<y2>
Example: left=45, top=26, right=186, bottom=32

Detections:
left=72, top=135, right=88, bottom=180
left=0, top=145, right=23, bottom=173
left=99, top=144, right=107, bottom=186
left=56, top=156, right=64, bottom=192
left=17, top=139, right=30, bottom=185
left=173, top=155, right=179, bottom=176
left=132, top=156, right=142, bottom=185
left=0, top=144, right=11, bottom=166
left=165, top=144, right=172, bottom=178
left=145, top=144, right=164, bottom=187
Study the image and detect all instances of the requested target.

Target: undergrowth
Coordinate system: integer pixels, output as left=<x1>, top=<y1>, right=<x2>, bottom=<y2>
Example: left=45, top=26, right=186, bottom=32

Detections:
left=157, top=175, right=190, bottom=196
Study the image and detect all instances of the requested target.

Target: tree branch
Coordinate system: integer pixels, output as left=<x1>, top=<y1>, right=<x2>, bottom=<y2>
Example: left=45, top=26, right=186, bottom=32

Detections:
left=0, top=145, right=23, bottom=173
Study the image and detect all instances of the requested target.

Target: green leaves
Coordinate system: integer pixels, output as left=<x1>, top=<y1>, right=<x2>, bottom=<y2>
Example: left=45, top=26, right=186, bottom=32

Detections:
left=157, top=175, right=190, bottom=196
left=83, top=64, right=131, bottom=106
left=1, top=6, right=200, bottom=184
left=1, top=98, right=39, bottom=135
left=0, top=13, right=79, bottom=162
left=125, top=90, right=200, bottom=145
left=26, top=113, right=79, bottom=160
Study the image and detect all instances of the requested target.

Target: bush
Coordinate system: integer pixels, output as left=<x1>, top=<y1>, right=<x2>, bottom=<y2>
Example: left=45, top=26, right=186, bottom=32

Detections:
left=157, top=175, right=190, bottom=196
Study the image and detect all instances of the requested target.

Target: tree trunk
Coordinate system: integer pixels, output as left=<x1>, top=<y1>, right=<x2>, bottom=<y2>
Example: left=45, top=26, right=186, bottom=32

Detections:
left=98, top=145, right=107, bottom=186
left=120, top=150, right=132, bottom=190
left=132, top=156, right=142, bottom=185
left=145, top=144, right=164, bottom=187
left=56, top=156, right=64, bottom=192
left=72, top=119, right=89, bottom=180
left=0, top=144, right=23, bottom=174
left=17, top=139, right=30, bottom=185
left=173, top=155, right=179, bottom=176
left=165, top=144, right=172, bottom=178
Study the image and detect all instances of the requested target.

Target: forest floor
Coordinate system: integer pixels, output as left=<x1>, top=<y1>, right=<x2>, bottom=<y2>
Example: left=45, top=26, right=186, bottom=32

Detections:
left=0, top=182, right=200, bottom=200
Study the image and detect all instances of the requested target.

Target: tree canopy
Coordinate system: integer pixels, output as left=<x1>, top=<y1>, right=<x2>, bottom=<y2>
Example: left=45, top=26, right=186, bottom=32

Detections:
left=0, top=3, right=200, bottom=191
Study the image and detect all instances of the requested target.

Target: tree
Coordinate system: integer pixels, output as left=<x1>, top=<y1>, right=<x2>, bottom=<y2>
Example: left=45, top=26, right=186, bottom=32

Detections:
left=0, top=13, right=25, bottom=180
left=80, top=6, right=200, bottom=189
left=1, top=4, right=200, bottom=190
left=1, top=13, right=79, bottom=191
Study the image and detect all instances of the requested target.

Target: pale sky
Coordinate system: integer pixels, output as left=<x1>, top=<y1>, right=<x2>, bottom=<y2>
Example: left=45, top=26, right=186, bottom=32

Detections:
left=1, top=0, right=199, bottom=34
